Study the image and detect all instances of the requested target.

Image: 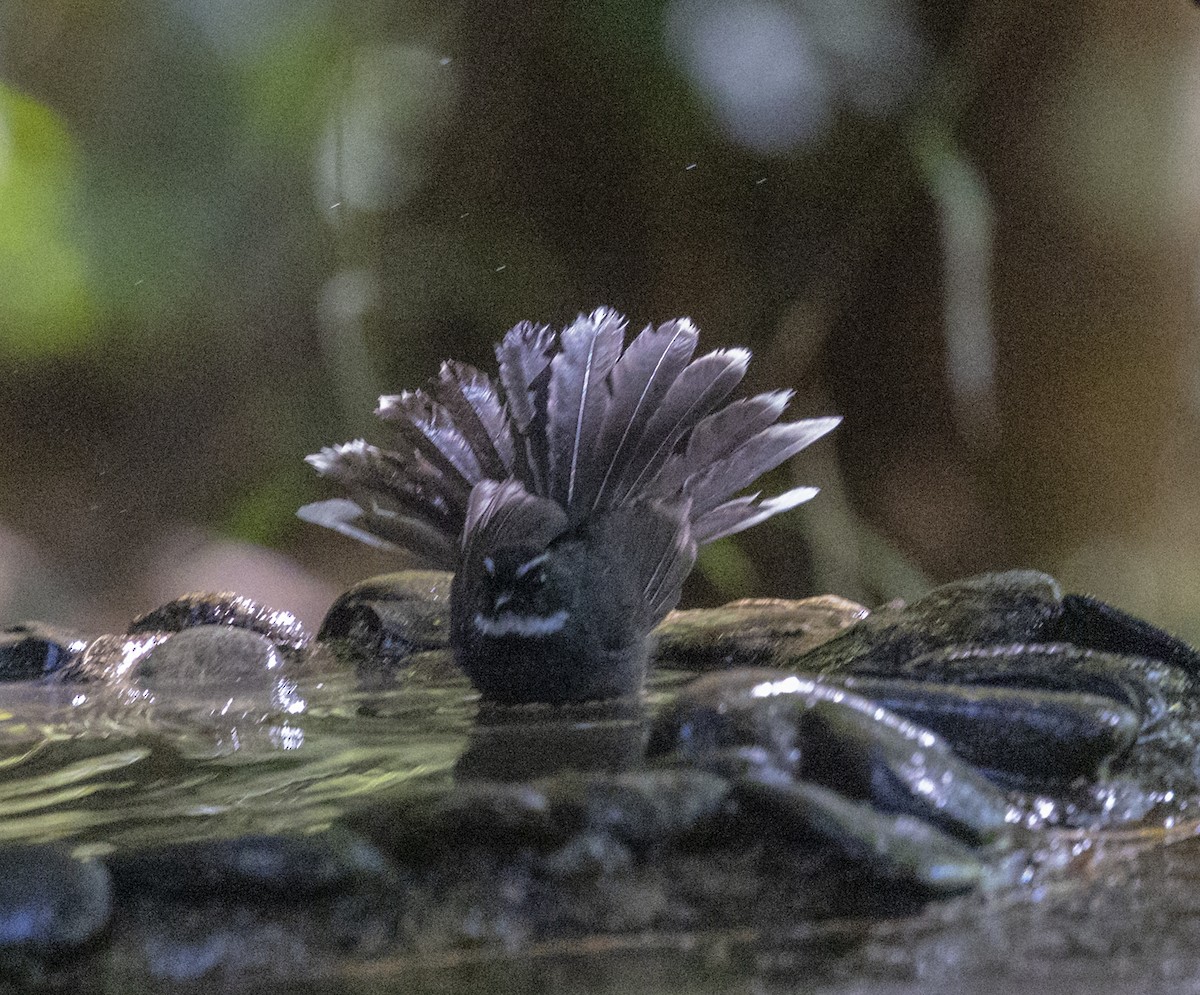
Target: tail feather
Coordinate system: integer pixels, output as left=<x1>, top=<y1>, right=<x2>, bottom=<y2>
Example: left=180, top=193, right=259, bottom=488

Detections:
left=496, top=320, right=556, bottom=493
left=683, top=417, right=842, bottom=518
left=589, top=319, right=699, bottom=510
left=692, top=486, right=821, bottom=544
left=496, top=321, right=555, bottom=433
left=546, top=308, right=625, bottom=511
left=609, top=348, right=750, bottom=506
left=647, top=390, right=793, bottom=498
left=306, top=441, right=460, bottom=526
left=376, top=391, right=482, bottom=493
left=434, top=361, right=515, bottom=479
left=297, top=498, right=458, bottom=567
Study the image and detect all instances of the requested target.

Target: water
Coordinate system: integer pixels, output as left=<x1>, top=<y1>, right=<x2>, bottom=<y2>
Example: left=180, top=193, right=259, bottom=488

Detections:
left=0, top=653, right=475, bottom=854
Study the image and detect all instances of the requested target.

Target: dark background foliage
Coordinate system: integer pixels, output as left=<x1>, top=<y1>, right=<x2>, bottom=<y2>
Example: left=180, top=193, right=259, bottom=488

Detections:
left=2, top=0, right=1199, bottom=637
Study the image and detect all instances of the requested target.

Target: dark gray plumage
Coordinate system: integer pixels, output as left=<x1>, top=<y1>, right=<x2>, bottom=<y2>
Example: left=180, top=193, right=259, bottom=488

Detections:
left=300, top=307, right=840, bottom=703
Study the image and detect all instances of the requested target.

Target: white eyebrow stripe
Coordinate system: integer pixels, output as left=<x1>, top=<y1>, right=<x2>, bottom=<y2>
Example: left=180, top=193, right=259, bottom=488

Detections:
left=514, top=552, right=550, bottom=580
left=473, top=610, right=569, bottom=637
left=483, top=556, right=496, bottom=576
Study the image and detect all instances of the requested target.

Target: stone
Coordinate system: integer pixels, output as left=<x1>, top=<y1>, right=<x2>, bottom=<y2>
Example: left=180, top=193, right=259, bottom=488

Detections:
left=0, top=845, right=112, bottom=958
left=106, top=828, right=397, bottom=899
left=129, top=593, right=309, bottom=652
left=316, top=571, right=453, bottom=663
left=796, top=570, right=1064, bottom=675
left=653, top=595, right=869, bottom=670
left=0, top=622, right=88, bottom=680
left=136, top=626, right=283, bottom=686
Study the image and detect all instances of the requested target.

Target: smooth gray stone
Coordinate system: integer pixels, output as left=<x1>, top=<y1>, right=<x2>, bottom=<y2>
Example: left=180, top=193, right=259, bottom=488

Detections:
left=137, top=625, right=282, bottom=685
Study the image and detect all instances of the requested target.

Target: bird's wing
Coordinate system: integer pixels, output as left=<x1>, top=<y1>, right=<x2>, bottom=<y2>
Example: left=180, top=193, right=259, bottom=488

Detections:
left=585, top=500, right=697, bottom=627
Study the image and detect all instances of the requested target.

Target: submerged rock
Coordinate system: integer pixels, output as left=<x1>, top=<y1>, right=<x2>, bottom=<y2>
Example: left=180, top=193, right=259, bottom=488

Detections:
left=137, top=627, right=284, bottom=687
left=346, top=767, right=733, bottom=858
left=734, top=778, right=986, bottom=893
left=106, top=828, right=396, bottom=899
left=0, top=845, right=111, bottom=958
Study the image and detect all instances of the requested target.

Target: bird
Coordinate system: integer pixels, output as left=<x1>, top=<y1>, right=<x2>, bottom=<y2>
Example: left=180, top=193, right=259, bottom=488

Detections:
left=299, top=308, right=840, bottom=705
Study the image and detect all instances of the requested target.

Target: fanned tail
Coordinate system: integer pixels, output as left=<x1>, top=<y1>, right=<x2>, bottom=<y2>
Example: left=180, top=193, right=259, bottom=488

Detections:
left=302, top=308, right=840, bottom=565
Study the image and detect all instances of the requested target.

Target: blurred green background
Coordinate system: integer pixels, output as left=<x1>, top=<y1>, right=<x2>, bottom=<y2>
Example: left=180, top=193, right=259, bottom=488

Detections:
left=2, top=0, right=1199, bottom=637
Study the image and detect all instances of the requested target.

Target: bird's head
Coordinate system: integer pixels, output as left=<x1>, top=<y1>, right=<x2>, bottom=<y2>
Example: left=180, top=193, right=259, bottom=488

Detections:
left=471, top=543, right=577, bottom=640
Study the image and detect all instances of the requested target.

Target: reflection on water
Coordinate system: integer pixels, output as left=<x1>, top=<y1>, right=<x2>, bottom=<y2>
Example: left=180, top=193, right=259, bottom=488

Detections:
left=0, top=653, right=476, bottom=853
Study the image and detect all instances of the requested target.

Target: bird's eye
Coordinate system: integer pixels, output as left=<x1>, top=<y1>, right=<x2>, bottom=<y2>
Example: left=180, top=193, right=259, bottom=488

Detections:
left=513, top=552, right=550, bottom=585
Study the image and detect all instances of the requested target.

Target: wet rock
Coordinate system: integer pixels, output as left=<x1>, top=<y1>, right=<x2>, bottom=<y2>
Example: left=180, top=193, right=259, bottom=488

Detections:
left=110, top=889, right=398, bottom=984
left=735, top=777, right=986, bottom=893
left=798, top=570, right=1063, bottom=675
left=1050, top=593, right=1200, bottom=676
left=653, top=596, right=869, bottom=671
left=829, top=674, right=1141, bottom=784
left=795, top=572, right=1200, bottom=690
left=0, top=622, right=88, bottom=680
left=347, top=768, right=732, bottom=859
left=128, top=593, right=309, bottom=653
left=0, top=845, right=112, bottom=958
left=136, top=626, right=284, bottom=686
left=317, top=571, right=452, bottom=663
left=548, top=768, right=733, bottom=848
left=347, top=781, right=561, bottom=858
left=858, top=642, right=1189, bottom=727
left=541, top=830, right=633, bottom=880
left=106, top=828, right=396, bottom=899
left=649, top=671, right=1016, bottom=843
